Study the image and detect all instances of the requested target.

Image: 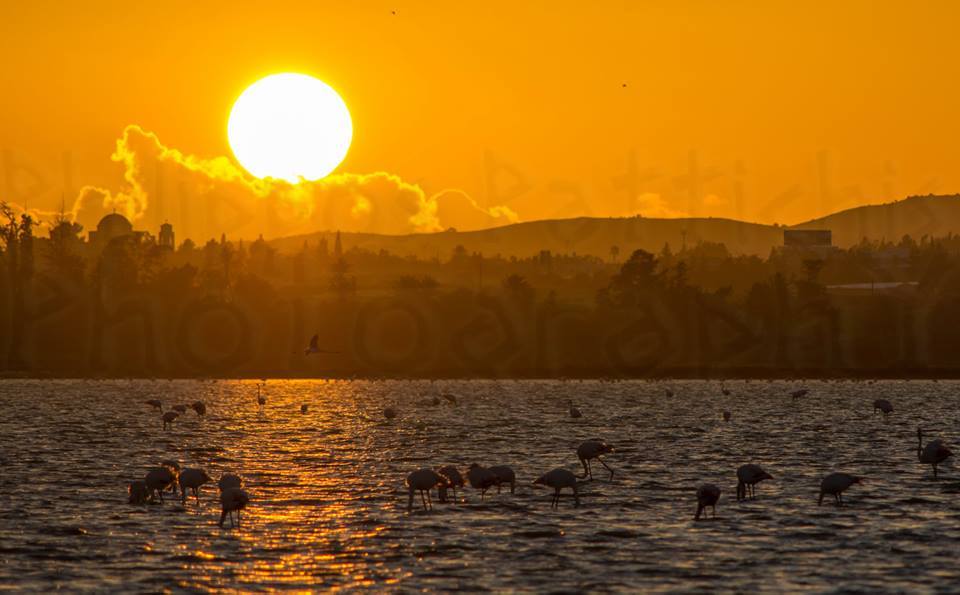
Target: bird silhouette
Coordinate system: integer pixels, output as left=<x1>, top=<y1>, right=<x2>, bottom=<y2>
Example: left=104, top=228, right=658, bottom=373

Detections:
left=533, top=468, right=579, bottom=509
left=162, top=411, right=179, bottom=430
left=128, top=480, right=149, bottom=504
left=145, top=399, right=162, bottom=412
left=257, top=384, right=266, bottom=408
left=179, top=468, right=212, bottom=505
left=466, top=464, right=499, bottom=500
left=304, top=333, right=339, bottom=356
left=577, top=439, right=614, bottom=480
left=489, top=465, right=516, bottom=494
left=172, top=404, right=187, bottom=414
left=219, top=473, right=243, bottom=493
left=219, top=487, right=250, bottom=528
left=918, top=428, right=953, bottom=479
left=873, top=399, right=893, bottom=415
left=722, top=410, right=732, bottom=422
left=144, top=467, right=176, bottom=503
left=736, top=464, right=773, bottom=500
left=437, top=465, right=465, bottom=503
left=568, top=401, right=582, bottom=418
left=695, top=484, right=721, bottom=519
left=819, top=472, right=862, bottom=506
left=301, top=404, right=309, bottom=414
left=191, top=401, right=206, bottom=416
left=406, top=468, right=447, bottom=511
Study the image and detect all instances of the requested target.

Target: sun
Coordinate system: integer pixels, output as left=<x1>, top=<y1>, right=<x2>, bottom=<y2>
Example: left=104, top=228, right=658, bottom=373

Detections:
left=227, top=73, right=352, bottom=183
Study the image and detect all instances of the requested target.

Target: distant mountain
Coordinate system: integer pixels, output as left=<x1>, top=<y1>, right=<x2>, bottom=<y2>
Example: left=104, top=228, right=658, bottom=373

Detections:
left=791, top=194, right=960, bottom=247
left=270, top=194, right=960, bottom=259
left=271, top=216, right=783, bottom=259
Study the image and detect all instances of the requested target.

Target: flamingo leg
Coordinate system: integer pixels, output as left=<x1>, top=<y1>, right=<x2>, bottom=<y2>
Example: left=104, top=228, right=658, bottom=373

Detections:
left=408, top=489, right=414, bottom=511
left=598, top=458, right=614, bottom=480
left=579, top=458, right=590, bottom=479
left=573, top=486, right=580, bottom=508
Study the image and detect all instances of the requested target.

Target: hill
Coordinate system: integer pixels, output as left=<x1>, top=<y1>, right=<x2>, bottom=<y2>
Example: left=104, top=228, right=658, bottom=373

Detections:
left=791, top=194, right=960, bottom=247
left=270, top=194, right=960, bottom=260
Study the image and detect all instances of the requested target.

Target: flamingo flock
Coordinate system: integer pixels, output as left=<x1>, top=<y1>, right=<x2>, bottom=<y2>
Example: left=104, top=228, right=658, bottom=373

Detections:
left=128, top=380, right=956, bottom=532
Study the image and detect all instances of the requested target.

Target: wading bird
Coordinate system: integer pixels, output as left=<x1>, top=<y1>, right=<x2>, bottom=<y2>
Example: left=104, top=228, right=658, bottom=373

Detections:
left=819, top=472, right=862, bottom=506
left=162, top=411, right=179, bottom=430
left=128, top=480, right=149, bottom=504
left=179, top=468, right=212, bottom=505
left=384, top=406, right=398, bottom=420
left=873, top=399, right=893, bottom=415
left=257, top=384, right=266, bottom=408
left=466, top=464, right=499, bottom=500
left=219, top=473, right=243, bottom=493
left=791, top=389, right=809, bottom=400
left=301, top=404, right=309, bottom=414
left=918, top=428, right=953, bottom=479
left=568, top=401, right=582, bottom=418
left=191, top=401, right=206, bottom=416
left=437, top=465, right=465, bottom=502
left=145, top=399, right=162, bottom=411
left=144, top=467, right=176, bottom=503
left=736, top=464, right=773, bottom=500
left=695, top=484, right=721, bottom=519
left=577, top=439, right=614, bottom=480
left=533, top=468, right=579, bottom=509
left=722, top=410, right=732, bottom=422
left=172, top=404, right=187, bottom=414
left=406, top=468, right=447, bottom=511
left=219, top=487, right=250, bottom=528
left=489, top=466, right=516, bottom=494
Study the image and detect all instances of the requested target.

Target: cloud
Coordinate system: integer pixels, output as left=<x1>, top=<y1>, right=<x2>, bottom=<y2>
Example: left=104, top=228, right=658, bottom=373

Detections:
left=68, top=125, right=515, bottom=240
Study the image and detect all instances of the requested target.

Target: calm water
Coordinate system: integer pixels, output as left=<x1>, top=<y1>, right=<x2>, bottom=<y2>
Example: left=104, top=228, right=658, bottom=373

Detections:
left=1, top=379, right=959, bottom=592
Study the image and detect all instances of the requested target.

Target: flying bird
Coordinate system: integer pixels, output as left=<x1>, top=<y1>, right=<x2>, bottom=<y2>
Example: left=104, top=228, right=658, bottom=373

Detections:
left=695, top=484, right=721, bottom=520
left=533, top=468, right=579, bottom=509
left=819, top=472, right=863, bottom=506
left=304, top=333, right=338, bottom=356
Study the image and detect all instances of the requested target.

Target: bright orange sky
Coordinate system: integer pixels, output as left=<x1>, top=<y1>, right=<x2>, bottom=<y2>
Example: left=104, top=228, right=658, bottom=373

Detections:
left=1, top=1, right=958, bottom=240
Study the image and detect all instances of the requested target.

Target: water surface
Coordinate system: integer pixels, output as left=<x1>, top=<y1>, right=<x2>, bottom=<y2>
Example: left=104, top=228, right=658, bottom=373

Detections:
left=1, top=379, right=958, bottom=592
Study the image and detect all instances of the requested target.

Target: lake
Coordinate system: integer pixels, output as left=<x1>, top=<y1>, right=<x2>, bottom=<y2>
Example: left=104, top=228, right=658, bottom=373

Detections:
left=1, top=379, right=958, bottom=592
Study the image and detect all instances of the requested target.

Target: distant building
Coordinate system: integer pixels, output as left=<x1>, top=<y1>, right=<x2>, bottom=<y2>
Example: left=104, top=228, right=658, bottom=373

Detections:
left=159, top=222, right=175, bottom=250
left=87, top=212, right=160, bottom=250
left=784, top=229, right=832, bottom=248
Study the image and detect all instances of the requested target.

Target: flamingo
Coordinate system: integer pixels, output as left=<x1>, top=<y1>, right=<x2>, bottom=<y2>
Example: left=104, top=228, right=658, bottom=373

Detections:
left=568, top=401, right=582, bottom=418
left=145, top=399, right=162, bottom=412
left=489, top=465, right=516, bottom=494
left=219, top=487, right=250, bottom=528
left=162, top=411, right=179, bottom=430
left=736, top=464, right=773, bottom=500
left=128, top=480, right=149, bottom=504
left=819, top=472, right=863, bottom=506
left=721, top=386, right=731, bottom=396
left=144, top=467, right=176, bottom=503
left=466, top=464, right=499, bottom=500
left=577, top=439, right=614, bottom=480
left=161, top=460, right=181, bottom=495
left=191, top=401, right=206, bottom=416
left=918, top=428, right=953, bottom=479
left=179, top=468, right=212, bottom=505
left=384, top=406, right=398, bottom=420
left=695, top=484, right=721, bottom=520
left=722, top=410, right=732, bottom=422
left=219, top=473, right=243, bottom=493
left=441, top=393, right=457, bottom=405
left=437, top=465, right=465, bottom=502
left=257, top=385, right=266, bottom=408
left=172, top=404, right=188, bottom=414
left=665, top=388, right=674, bottom=398
left=873, top=399, right=893, bottom=415
left=406, top=468, right=447, bottom=511
left=791, top=389, right=809, bottom=400
left=301, top=404, right=309, bottom=414
left=533, top=468, right=579, bottom=509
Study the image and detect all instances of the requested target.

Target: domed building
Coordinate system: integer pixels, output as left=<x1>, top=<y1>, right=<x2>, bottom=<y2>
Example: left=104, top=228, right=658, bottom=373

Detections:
left=87, top=212, right=152, bottom=248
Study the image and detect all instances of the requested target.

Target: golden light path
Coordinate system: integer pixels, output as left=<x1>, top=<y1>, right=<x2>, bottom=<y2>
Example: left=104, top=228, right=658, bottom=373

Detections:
left=228, top=73, right=353, bottom=183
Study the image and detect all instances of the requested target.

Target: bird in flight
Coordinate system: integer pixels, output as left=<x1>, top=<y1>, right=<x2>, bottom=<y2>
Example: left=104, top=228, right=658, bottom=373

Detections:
left=304, top=333, right=339, bottom=356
